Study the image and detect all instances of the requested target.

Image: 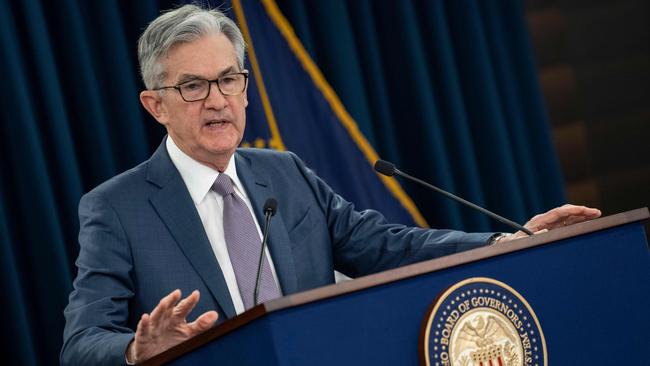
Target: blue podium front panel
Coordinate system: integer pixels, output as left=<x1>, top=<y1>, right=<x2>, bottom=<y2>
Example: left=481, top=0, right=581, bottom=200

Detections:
left=171, top=223, right=650, bottom=365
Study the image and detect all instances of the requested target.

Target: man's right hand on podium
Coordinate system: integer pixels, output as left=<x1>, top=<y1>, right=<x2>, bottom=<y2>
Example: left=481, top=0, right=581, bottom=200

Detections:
left=125, top=289, right=218, bottom=364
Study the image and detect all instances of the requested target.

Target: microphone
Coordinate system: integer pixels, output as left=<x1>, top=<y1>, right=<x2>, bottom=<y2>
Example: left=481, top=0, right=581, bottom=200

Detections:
left=374, top=160, right=533, bottom=235
left=254, top=198, right=278, bottom=306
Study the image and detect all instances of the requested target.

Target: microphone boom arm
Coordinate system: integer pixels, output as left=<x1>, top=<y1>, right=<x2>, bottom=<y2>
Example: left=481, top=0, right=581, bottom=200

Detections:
left=375, top=159, right=533, bottom=236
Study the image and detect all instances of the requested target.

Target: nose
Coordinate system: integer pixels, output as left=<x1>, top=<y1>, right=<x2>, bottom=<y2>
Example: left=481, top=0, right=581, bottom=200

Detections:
left=203, top=81, right=228, bottom=110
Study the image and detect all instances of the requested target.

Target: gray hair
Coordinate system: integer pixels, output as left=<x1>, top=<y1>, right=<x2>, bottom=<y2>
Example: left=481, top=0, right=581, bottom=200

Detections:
left=137, top=4, right=246, bottom=89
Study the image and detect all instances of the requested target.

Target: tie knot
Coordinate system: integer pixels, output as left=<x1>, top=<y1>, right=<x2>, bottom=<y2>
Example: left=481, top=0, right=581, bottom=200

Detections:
left=213, top=173, right=235, bottom=196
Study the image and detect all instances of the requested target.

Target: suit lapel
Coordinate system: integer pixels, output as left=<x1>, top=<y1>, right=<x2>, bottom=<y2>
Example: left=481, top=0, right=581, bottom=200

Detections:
left=146, top=141, right=237, bottom=319
left=235, top=152, right=299, bottom=295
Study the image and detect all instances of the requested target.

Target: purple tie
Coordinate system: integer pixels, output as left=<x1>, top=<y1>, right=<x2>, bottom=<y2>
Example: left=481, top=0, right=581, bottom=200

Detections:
left=212, top=173, right=281, bottom=309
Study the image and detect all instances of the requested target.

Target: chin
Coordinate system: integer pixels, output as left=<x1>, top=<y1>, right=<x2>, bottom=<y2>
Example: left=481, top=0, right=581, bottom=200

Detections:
left=203, top=135, right=239, bottom=150
left=205, top=143, right=238, bottom=156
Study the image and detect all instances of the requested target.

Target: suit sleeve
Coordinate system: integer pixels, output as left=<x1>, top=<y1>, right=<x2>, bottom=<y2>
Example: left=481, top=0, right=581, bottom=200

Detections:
left=287, top=152, right=495, bottom=278
left=61, top=190, right=135, bottom=366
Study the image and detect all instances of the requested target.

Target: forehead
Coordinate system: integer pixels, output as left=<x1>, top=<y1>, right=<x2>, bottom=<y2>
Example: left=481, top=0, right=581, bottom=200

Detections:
left=162, top=33, right=238, bottom=81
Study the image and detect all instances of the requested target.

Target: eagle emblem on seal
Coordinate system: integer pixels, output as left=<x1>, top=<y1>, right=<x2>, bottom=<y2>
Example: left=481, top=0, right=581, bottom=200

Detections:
left=422, top=278, right=547, bottom=366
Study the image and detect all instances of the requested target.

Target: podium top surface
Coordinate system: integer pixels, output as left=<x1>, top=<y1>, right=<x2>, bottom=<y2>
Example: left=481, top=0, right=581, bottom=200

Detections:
left=144, top=207, right=649, bottom=365
left=257, top=207, right=647, bottom=313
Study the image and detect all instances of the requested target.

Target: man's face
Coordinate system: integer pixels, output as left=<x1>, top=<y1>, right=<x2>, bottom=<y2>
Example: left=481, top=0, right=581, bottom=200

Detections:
left=141, top=33, right=248, bottom=170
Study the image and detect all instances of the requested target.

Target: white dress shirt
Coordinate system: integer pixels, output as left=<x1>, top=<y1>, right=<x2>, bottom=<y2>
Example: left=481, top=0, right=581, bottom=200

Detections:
left=166, top=136, right=282, bottom=315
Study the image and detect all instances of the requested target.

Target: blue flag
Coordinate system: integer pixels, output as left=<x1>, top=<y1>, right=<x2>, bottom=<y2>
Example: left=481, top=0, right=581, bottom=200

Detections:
left=231, top=0, right=426, bottom=227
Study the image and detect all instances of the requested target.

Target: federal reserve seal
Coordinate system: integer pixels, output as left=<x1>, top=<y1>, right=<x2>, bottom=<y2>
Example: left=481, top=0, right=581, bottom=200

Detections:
left=421, top=277, right=547, bottom=366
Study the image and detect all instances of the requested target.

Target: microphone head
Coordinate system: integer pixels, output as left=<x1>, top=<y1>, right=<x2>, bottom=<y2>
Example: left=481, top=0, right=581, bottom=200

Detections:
left=263, top=198, right=278, bottom=216
left=374, top=160, right=396, bottom=177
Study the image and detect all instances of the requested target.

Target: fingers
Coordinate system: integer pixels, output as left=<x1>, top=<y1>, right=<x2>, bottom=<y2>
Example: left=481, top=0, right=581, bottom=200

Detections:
left=146, top=289, right=205, bottom=330
left=187, top=311, right=219, bottom=334
left=574, top=206, right=601, bottom=219
left=552, top=206, right=601, bottom=227
left=149, top=289, right=182, bottom=324
left=130, top=289, right=213, bottom=363
left=135, top=313, right=151, bottom=340
left=525, top=205, right=602, bottom=232
left=564, top=214, right=591, bottom=226
left=507, top=227, right=549, bottom=242
left=172, top=290, right=201, bottom=320
left=557, top=204, right=601, bottom=219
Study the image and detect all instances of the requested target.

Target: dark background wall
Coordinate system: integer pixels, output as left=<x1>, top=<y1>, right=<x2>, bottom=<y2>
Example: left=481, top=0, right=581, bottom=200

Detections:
left=527, top=0, right=649, bottom=231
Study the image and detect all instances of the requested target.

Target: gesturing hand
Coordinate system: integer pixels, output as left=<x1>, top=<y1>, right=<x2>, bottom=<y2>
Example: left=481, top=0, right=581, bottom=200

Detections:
left=126, top=289, right=218, bottom=364
left=502, top=204, right=602, bottom=242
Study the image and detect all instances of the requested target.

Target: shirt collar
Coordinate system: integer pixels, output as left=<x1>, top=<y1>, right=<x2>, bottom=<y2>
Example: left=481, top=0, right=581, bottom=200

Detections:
left=166, top=136, right=244, bottom=204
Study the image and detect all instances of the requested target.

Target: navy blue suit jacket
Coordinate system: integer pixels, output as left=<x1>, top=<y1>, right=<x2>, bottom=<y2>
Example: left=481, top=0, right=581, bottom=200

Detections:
left=61, top=140, right=493, bottom=365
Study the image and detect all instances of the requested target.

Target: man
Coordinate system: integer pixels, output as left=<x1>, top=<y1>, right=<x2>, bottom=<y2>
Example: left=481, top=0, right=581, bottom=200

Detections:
left=61, top=5, right=600, bottom=365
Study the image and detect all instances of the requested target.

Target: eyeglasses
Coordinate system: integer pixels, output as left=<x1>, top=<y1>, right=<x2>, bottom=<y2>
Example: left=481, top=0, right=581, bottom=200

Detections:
left=154, top=71, right=249, bottom=102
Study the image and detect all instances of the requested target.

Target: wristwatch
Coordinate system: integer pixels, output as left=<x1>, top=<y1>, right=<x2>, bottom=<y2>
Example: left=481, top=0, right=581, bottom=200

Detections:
left=487, top=233, right=510, bottom=245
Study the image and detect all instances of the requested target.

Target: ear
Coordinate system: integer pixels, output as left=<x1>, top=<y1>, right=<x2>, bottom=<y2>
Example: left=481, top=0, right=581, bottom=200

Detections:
left=242, top=84, right=249, bottom=108
left=140, top=90, right=169, bottom=125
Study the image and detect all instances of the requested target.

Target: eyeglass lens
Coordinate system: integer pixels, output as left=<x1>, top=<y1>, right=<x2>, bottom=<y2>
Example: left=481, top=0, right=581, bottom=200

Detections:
left=179, top=74, right=246, bottom=101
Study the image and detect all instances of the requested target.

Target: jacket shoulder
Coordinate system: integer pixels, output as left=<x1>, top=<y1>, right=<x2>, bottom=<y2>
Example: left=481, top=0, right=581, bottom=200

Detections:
left=83, top=161, right=151, bottom=202
left=236, top=148, right=305, bottom=170
left=236, top=147, right=297, bottom=162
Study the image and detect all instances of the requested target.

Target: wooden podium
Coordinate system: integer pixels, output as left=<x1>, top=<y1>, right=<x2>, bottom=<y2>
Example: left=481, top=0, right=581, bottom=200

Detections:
left=144, top=208, right=650, bottom=365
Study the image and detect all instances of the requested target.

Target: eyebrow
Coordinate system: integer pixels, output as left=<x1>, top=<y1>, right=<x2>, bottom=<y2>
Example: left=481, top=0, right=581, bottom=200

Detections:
left=218, top=66, right=238, bottom=76
left=176, top=66, right=239, bottom=84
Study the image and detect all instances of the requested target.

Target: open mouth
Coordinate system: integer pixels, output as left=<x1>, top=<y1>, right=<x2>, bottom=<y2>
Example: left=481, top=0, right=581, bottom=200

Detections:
left=205, top=120, right=229, bottom=126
